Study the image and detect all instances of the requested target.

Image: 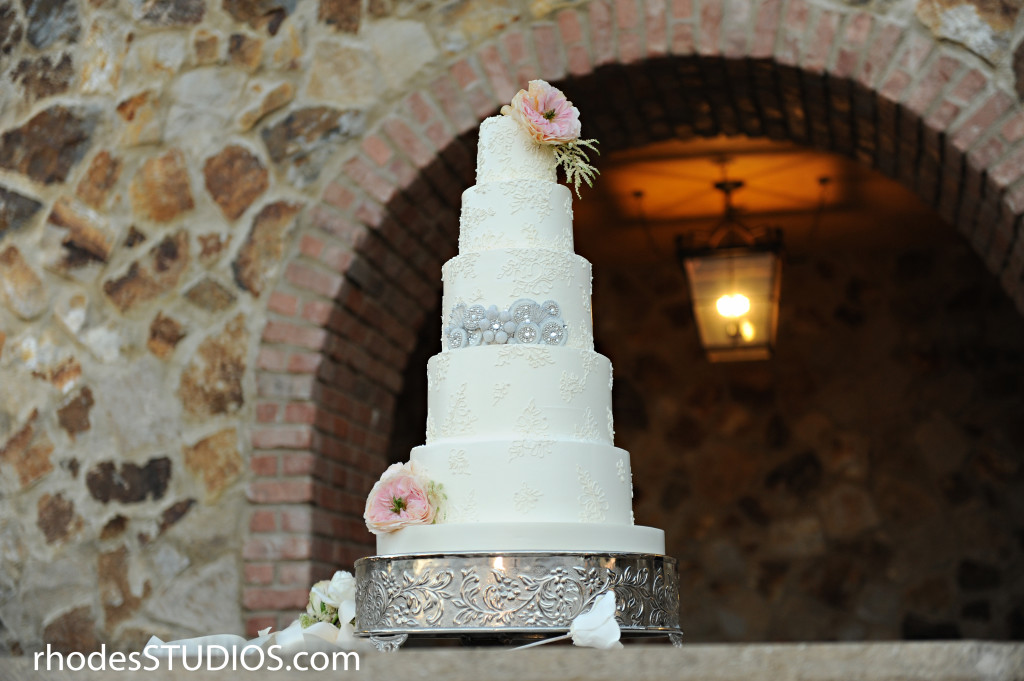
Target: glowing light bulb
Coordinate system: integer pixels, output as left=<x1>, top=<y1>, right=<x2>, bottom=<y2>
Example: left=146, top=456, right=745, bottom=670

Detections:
left=716, top=294, right=750, bottom=318
left=740, top=320, right=755, bottom=341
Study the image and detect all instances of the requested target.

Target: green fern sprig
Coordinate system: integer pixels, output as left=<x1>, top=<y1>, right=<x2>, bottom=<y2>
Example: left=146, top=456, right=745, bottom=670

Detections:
left=554, top=138, right=600, bottom=198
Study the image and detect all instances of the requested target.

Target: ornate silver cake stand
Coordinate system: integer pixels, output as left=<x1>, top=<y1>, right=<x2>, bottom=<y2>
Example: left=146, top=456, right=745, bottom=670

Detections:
left=354, top=552, right=683, bottom=651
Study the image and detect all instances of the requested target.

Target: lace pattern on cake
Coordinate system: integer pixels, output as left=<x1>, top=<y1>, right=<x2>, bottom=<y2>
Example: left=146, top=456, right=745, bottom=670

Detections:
left=616, top=458, right=628, bottom=484
left=606, top=405, right=615, bottom=442
left=496, top=345, right=555, bottom=368
left=577, top=465, right=609, bottom=522
left=559, top=353, right=597, bottom=403
left=426, top=410, right=438, bottom=444
left=449, top=449, right=470, bottom=476
left=441, top=253, right=479, bottom=284
left=497, top=251, right=574, bottom=296
left=449, top=490, right=479, bottom=522
left=513, top=483, right=542, bottom=514
left=573, top=407, right=601, bottom=441
left=439, top=384, right=476, bottom=438
left=509, top=399, right=553, bottom=461
left=427, top=353, right=451, bottom=393
left=492, top=382, right=511, bottom=405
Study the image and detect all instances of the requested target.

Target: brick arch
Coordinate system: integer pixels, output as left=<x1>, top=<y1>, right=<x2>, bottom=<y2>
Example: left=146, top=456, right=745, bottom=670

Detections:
left=242, top=0, right=1024, bottom=633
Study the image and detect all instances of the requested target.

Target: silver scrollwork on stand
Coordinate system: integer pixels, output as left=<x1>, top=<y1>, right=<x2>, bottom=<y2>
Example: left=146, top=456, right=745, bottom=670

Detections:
left=354, top=552, right=682, bottom=650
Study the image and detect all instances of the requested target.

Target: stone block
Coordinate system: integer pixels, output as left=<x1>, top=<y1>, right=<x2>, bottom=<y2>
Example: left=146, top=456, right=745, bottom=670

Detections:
left=818, top=483, right=880, bottom=540
left=917, top=0, right=1015, bottom=63
left=30, top=356, right=82, bottom=394
left=165, top=68, right=245, bottom=142
left=305, top=41, right=380, bottom=108
left=0, top=6, right=23, bottom=55
left=86, top=457, right=171, bottom=504
left=129, top=149, right=194, bottom=223
left=11, top=53, right=74, bottom=101
left=57, top=386, right=94, bottom=439
left=198, top=232, right=230, bottom=264
left=233, top=201, right=302, bottom=295
left=184, top=428, right=242, bottom=502
left=365, top=20, right=438, bottom=90
left=0, top=185, right=42, bottom=239
left=79, top=17, right=129, bottom=94
left=202, top=144, right=268, bottom=220
left=179, top=314, right=248, bottom=418
left=131, top=0, right=206, bottom=25
left=98, top=546, right=151, bottom=630
left=145, top=554, right=240, bottom=634
left=47, top=196, right=115, bottom=266
left=147, top=312, right=186, bottom=358
left=75, top=151, right=122, bottom=210
left=184, top=277, right=237, bottom=312
left=0, top=246, right=47, bottom=320
left=0, top=105, right=97, bottom=184
left=42, top=606, right=100, bottom=654
left=103, top=230, right=189, bottom=312
left=36, top=493, right=83, bottom=544
left=223, top=0, right=294, bottom=35
left=0, top=410, right=54, bottom=488
left=192, top=28, right=220, bottom=64
left=236, top=80, right=294, bottom=131
left=319, top=0, right=360, bottom=32
left=116, top=91, right=163, bottom=147
left=228, top=32, right=263, bottom=70
left=23, top=0, right=80, bottom=49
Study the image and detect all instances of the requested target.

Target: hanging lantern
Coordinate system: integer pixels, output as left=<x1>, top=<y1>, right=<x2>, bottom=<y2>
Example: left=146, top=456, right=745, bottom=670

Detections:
left=676, top=180, right=783, bottom=362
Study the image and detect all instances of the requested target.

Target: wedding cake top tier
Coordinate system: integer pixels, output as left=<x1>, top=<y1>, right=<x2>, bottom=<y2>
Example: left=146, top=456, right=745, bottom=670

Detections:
left=475, top=115, right=557, bottom=185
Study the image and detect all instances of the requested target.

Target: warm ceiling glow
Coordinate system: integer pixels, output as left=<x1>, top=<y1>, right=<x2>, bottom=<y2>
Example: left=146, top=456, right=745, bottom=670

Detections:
left=716, top=294, right=750, bottom=318
left=740, top=320, right=755, bottom=341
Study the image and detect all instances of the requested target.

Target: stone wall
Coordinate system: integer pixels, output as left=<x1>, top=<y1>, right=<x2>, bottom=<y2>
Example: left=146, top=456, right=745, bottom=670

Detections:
left=2, top=0, right=1024, bottom=654
left=596, top=231, right=1024, bottom=641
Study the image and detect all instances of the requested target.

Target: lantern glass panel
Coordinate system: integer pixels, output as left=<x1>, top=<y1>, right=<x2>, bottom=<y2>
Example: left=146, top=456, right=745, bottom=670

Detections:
left=683, top=250, right=779, bottom=361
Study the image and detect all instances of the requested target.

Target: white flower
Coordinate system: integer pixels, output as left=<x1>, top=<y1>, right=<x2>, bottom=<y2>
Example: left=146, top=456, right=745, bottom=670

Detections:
left=569, top=591, right=622, bottom=649
left=306, top=571, right=356, bottom=627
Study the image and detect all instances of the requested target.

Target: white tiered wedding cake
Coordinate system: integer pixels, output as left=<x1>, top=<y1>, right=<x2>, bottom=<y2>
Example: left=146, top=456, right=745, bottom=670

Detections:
left=368, top=85, right=664, bottom=558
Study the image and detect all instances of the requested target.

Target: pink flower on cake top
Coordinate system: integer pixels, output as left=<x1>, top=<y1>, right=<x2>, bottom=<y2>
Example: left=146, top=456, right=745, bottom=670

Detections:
left=501, top=79, right=600, bottom=197
left=501, top=79, right=582, bottom=144
left=364, top=462, right=445, bottom=535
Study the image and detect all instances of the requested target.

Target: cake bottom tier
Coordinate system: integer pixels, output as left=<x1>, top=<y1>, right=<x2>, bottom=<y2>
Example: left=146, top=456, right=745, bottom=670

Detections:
left=375, top=522, right=665, bottom=555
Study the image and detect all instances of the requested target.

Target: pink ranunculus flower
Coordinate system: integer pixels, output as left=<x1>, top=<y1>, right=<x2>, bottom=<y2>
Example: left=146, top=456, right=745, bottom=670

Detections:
left=501, top=80, right=582, bottom=145
left=364, top=462, right=439, bottom=535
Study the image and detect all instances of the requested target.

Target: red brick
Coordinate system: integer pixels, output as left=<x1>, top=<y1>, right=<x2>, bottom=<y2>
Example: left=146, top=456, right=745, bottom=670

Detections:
left=567, top=44, right=592, bottom=75
left=616, top=0, right=639, bottom=29
left=722, top=0, right=753, bottom=58
left=450, top=58, right=479, bottom=89
left=949, top=68, right=987, bottom=105
left=925, top=100, right=960, bottom=131
left=322, top=182, right=355, bottom=212
left=429, top=73, right=475, bottom=134
left=251, top=453, right=279, bottom=476
left=646, top=0, right=668, bottom=56
left=951, top=91, right=1014, bottom=152
left=1001, top=113, right=1024, bottom=143
left=284, top=402, right=317, bottom=424
left=898, top=31, right=933, bottom=72
left=243, top=587, right=308, bottom=611
left=300, top=300, right=332, bottom=327
left=619, top=31, right=643, bottom=62
left=857, top=22, right=902, bottom=89
left=383, top=118, right=433, bottom=169
left=318, top=244, right=353, bottom=273
left=308, top=205, right=367, bottom=250
left=255, top=403, right=278, bottom=423
left=288, top=350, right=323, bottom=375
left=698, top=0, right=722, bottom=56
left=477, top=43, right=517, bottom=104
left=282, top=452, right=317, bottom=477
left=774, top=0, right=807, bottom=66
left=844, top=12, right=872, bottom=45
left=251, top=426, right=314, bottom=451
left=263, top=319, right=328, bottom=350
left=671, top=22, right=695, bottom=54
left=343, top=155, right=395, bottom=203
left=880, top=69, right=911, bottom=101
left=249, top=510, right=277, bottom=533
left=671, top=0, right=692, bottom=19
left=558, top=8, right=585, bottom=43
left=277, top=562, right=313, bottom=586
left=904, top=55, right=962, bottom=116
left=750, top=0, right=781, bottom=58
left=361, top=134, right=393, bottom=167
left=534, top=24, right=565, bottom=79
left=267, top=291, right=299, bottom=317
left=465, top=84, right=499, bottom=119
left=989, top=144, right=1024, bottom=187
left=281, top=506, right=314, bottom=532
left=804, top=10, right=839, bottom=73
left=243, top=535, right=312, bottom=561
left=405, top=91, right=436, bottom=127
left=590, top=1, right=615, bottom=65
left=285, top=262, right=343, bottom=299
left=257, top=347, right=288, bottom=371
left=244, top=563, right=274, bottom=585
left=967, top=136, right=1007, bottom=172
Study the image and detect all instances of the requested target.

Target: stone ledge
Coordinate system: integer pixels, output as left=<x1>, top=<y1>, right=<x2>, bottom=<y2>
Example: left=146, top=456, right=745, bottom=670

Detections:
left=4, top=641, right=1023, bottom=680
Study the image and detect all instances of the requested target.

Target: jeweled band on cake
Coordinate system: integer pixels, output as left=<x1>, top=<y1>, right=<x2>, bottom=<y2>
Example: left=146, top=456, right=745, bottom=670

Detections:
left=354, top=81, right=680, bottom=648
